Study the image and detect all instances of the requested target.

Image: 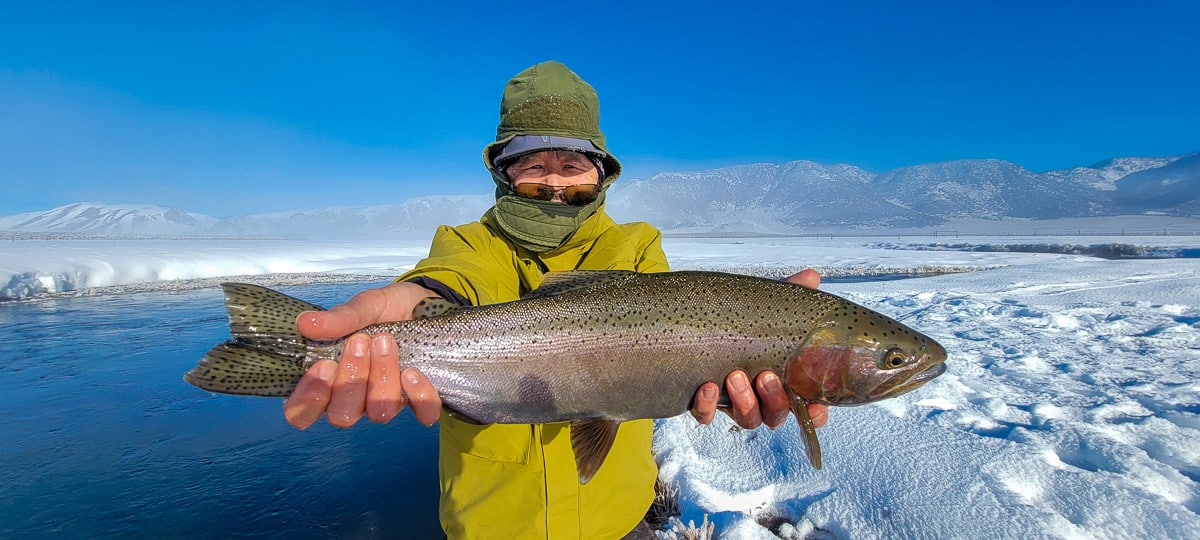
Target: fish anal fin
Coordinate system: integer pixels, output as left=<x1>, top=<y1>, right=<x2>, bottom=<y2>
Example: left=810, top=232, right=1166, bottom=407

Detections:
left=525, top=271, right=637, bottom=299
left=570, top=418, right=622, bottom=484
left=412, top=297, right=462, bottom=319
left=791, top=393, right=823, bottom=469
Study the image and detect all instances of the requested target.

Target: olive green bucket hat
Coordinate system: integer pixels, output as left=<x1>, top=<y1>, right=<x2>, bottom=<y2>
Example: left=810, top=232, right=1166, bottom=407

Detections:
left=482, top=61, right=622, bottom=189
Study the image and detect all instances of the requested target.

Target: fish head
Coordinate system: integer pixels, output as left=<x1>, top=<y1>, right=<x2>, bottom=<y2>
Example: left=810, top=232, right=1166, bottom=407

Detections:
left=783, top=305, right=947, bottom=406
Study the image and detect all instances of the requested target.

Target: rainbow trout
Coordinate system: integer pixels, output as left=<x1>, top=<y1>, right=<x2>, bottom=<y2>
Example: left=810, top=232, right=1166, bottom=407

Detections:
left=185, top=270, right=947, bottom=483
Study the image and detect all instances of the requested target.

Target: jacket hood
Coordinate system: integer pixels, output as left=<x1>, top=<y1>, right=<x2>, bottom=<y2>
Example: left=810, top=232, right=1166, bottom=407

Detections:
left=482, top=61, right=622, bottom=195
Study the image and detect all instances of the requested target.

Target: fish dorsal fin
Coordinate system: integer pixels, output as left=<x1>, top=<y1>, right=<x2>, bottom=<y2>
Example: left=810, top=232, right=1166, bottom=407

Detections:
left=790, top=391, right=823, bottom=469
left=525, top=270, right=637, bottom=299
left=570, top=418, right=622, bottom=484
left=412, top=297, right=462, bottom=319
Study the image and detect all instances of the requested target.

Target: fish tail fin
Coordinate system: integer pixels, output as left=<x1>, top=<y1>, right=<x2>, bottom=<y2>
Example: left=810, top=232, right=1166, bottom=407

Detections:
left=184, top=283, right=335, bottom=397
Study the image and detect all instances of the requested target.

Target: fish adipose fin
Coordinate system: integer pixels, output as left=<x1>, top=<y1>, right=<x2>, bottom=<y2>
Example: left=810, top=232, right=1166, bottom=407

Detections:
left=570, top=418, right=622, bottom=484
left=525, top=270, right=638, bottom=299
left=791, top=392, right=823, bottom=469
left=183, top=283, right=326, bottom=397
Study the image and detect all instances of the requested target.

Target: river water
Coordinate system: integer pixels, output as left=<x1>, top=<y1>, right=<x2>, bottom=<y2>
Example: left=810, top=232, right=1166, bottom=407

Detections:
left=0, top=280, right=443, bottom=538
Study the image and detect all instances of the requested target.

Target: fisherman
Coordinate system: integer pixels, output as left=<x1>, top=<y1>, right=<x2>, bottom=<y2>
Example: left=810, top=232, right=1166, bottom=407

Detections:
left=281, top=61, right=830, bottom=539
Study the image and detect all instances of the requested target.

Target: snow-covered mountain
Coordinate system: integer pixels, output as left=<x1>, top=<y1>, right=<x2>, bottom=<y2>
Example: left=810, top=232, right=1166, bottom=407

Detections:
left=606, top=161, right=933, bottom=229
left=0, top=196, right=495, bottom=240
left=1043, top=156, right=1179, bottom=192
left=206, top=195, right=494, bottom=240
left=609, top=153, right=1191, bottom=230
left=1113, top=152, right=1200, bottom=214
left=0, top=202, right=219, bottom=235
left=1, top=152, right=1194, bottom=238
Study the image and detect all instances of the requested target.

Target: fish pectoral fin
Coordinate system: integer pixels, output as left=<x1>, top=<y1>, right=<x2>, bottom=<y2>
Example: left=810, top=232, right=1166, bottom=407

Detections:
left=412, top=297, right=462, bottom=319
left=791, top=394, right=823, bottom=469
left=570, top=418, right=622, bottom=485
left=524, top=270, right=637, bottom=299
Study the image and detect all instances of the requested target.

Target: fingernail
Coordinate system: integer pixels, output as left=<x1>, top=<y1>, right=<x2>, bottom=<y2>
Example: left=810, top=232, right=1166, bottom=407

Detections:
left=729, top=372, right=749, bottom=392
left=348, top=335, right=368, bottom=358
left=403, top=369, right=420, bottom=385
left=317, top=361, right=336, bottom=382
left=373, top=334, right=393, bottom=355
left=760, top=372, right=781, bottom=394
left=702, top=385, right=717, bottom=400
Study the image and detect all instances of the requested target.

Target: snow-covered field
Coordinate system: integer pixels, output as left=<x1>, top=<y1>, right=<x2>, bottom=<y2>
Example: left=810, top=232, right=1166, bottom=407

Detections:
left=657, top=250, right=1200, bottom=539
left=1, top=226, right=1197, bottom=538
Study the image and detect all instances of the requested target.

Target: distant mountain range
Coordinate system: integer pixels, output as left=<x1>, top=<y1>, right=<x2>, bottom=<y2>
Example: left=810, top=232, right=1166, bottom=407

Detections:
left=2, top=152, right=1196, bottom=239
left=605, top=153, right=1196, bottom=231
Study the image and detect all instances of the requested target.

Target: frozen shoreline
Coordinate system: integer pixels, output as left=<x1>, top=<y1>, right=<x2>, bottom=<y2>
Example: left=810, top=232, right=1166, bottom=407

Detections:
left=1, top=272, right=397, bottom=302
left=4, top=232, right=1199, bottom=301
left=1, top=265, right=996, bottom=303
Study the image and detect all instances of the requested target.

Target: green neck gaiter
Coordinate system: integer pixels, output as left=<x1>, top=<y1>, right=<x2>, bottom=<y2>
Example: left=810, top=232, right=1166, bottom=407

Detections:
left=486, top=192, right=605, bottom=253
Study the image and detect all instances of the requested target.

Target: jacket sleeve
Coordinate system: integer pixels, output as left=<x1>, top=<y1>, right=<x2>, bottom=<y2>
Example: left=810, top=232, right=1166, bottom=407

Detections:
left=396, top=224, right=515, bottom=306
left=634, top=224, right=670, bottom=273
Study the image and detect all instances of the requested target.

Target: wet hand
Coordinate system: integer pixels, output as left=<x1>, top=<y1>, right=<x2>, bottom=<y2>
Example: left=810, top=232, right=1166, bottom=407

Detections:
left=282, top=281, right=444, bottom=429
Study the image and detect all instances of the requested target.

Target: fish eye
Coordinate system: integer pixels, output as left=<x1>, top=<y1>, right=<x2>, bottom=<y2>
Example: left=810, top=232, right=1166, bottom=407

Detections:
left=879, top=348, right=909, bottom=370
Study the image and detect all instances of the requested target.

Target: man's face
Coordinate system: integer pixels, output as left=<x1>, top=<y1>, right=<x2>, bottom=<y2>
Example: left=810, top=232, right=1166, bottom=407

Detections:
left=504, top=150, right=600, bottom=204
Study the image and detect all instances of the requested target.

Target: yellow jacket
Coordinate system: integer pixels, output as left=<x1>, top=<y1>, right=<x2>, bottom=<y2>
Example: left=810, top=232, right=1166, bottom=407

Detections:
left=398, top=208, right=669, bottom=539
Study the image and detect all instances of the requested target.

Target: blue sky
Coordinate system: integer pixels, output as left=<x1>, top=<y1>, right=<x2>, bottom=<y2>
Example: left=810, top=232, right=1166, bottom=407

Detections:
left=2, top=1, right=1198, bottom=217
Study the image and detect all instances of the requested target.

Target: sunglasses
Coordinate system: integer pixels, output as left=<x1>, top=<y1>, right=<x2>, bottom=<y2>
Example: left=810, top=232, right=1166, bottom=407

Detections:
left=511, top=183, right=600, bottom=205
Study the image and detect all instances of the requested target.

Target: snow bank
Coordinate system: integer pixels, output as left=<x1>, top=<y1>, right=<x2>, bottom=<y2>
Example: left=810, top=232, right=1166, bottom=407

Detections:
left=0, top=239, right=430, bottom=300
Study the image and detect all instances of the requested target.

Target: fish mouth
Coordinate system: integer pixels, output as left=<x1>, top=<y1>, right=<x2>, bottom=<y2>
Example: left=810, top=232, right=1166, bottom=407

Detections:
left=873, top=361, right=947, bottom=400
left=909, top=362, right=947, bottom=385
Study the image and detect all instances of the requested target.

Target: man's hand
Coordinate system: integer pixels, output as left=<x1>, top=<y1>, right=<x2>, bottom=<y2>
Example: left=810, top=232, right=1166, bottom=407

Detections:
left=282, top=281, right=443, bottom=430
left=689, top=269, right=830, bottom=430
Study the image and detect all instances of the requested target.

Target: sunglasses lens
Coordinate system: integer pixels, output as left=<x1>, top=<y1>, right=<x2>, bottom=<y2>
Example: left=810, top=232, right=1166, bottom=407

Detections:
left=513, top=183, right=556, bottom=200
left=562, top=184, right=599, bottom=205
left=511, top=183, right=599, bottom=205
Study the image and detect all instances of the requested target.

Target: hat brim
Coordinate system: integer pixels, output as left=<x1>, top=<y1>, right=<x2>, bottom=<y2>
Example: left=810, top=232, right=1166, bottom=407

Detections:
left=491, top=135, right=607, bottom=167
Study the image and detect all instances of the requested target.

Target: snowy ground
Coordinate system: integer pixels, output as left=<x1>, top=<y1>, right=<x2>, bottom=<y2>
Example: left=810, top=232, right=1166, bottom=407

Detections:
left=655, top=255, right=1200, bottom=539
left=1, top=223, right=1198, bottom=538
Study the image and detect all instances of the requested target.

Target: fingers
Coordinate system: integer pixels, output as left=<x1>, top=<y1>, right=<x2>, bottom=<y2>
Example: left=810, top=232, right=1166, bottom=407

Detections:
left=690, top=382, right=720, bottom=424
left=695, top=370, right=827, bottom=431
left=784, top=269, right=821, bottom=289
left=296, top=282, right=440, bottom=341
left=286, top=281, right=444, bottom=430
left=808, top=403, right=829, bottom=429
left=284, top=332, right=437, bottom=429
left=365, top=334, right=405, bottom=424
left=725, top=370, right=764, bottom=429
left=402, top=368, right=442, bottom=426
left=755, top=371, right=791, bottom=429
left=283, top=360, right=337, bottom=430
left=297, top=288, right=390, bottom=340
left=325, top=333, right=372, bottom=428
